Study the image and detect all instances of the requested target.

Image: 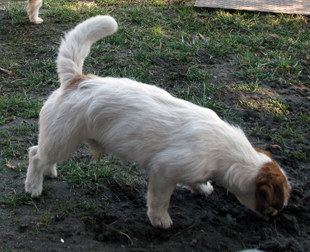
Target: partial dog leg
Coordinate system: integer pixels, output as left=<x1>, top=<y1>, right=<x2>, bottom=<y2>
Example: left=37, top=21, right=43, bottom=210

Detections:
left=188, top=182, right=214, bottom=197
left=147, top=171, right=175, bottom=229
left=27, top=0, right=43, bottom=24
left=43, top=162, right=57, bottom=178
left=25, top=146, right=56, bottom=197
left=87, top=139, right=106, bottom=160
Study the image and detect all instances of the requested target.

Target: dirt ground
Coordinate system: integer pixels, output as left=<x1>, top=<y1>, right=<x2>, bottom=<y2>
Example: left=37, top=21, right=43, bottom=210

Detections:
left=1, top=6, right=310, bottom=252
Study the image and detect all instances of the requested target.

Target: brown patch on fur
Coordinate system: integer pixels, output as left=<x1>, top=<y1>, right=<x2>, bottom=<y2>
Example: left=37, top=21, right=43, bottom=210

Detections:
left=255, top=150, right=291, bottom=215
left=66, top=74, right=96, bottom=89
left=255, top=148, right=271, bottom=157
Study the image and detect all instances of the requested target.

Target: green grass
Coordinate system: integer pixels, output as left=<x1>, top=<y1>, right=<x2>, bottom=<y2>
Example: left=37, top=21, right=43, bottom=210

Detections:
left=0, top=0, right=309, bottom=212
left=0, top=191, right=33, bottom=209
left=0, top=94, right=42, bottom=125
left=58, top=155, right=145, bottom=190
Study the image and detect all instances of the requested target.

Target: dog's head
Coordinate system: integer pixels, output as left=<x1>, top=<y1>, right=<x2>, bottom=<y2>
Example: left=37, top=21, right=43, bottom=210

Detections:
left=253, top=149, right=291, bottom=217
left=235, top=148, right=291, bottom=217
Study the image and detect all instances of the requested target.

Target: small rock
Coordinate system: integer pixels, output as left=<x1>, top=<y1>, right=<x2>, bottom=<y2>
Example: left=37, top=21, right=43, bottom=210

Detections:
left=271, top=144, right=281, bottom=150
left=265, top=34, right=280, bottom=41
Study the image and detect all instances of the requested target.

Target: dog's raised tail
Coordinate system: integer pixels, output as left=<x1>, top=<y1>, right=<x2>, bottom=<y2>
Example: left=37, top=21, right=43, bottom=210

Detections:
left=56, top=15, right=118, bottom=89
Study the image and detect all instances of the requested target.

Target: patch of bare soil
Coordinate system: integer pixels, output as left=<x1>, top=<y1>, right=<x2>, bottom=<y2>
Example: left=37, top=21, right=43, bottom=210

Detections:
left=1, top=163, right=309, bottom=252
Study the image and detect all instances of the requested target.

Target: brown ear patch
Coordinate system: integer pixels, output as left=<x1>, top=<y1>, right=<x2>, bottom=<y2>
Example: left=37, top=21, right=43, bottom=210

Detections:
left=255, top=159, right=291, bottom=215
left=66, top=74, right=96, bottom=89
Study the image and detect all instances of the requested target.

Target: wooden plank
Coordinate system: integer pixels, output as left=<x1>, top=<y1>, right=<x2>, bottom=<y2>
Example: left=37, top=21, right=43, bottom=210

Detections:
left=195, top=0, right=310, bottom=15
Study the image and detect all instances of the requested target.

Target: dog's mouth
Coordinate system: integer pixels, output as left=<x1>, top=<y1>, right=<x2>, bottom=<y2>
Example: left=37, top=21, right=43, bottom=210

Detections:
left=260, top=205, right=285, bottom=219
left=255, top=197, right=288, bottom=218
left=265, top=208, right=279, bottom=217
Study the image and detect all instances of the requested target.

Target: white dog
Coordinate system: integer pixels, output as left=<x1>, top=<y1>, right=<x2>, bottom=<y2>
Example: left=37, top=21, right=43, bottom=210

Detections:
left=27, top=0, right=43, bottom=24
left=25, top=15, right=292, bottom=229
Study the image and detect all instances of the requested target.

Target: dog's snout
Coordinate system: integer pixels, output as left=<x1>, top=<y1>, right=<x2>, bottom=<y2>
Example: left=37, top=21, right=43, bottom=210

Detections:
left=268, top=209, right=278, bottom=217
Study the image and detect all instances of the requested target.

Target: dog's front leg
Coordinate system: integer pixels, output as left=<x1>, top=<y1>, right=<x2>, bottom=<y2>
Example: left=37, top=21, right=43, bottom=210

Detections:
left=87, top=139, right=106, bottom=160
left=27, top=0, right=43, bottom=24
left=147, top=171, right=175, bottom=229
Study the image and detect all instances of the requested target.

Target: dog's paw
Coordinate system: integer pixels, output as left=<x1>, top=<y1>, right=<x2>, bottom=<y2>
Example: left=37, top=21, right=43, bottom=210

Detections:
left=200, top=182, right=214, bottom=196
left=28, top=14, right=43, bottom=24
left=43, top=170, right=57, bottom=178
left=25, top=181, right=43, bottom=197
left=148, top=210, right=173, bottom=229
left=43, top=166, right=57, bottom=178
left=32, top=17, right=43, bottom=24
left=189, top=182, right=214, bottom=197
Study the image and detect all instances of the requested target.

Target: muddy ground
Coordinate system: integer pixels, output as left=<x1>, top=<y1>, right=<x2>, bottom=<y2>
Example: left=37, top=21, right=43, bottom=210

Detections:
left=1, top=6, right=310, bottom=252
left=2, top=134, right=310, bottom=252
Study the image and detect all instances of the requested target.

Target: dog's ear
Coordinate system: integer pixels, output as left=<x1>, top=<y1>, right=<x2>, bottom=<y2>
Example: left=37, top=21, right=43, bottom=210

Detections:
left=257, top=184, right=272, bottom=204
left=255, top=148, right=271, bottom=158
left=255, top=162, right=288, bottom=214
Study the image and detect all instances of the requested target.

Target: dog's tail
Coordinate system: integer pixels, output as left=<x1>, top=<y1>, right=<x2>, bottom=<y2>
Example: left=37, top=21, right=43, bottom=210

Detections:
left=56, top=15, right=118, bottom=89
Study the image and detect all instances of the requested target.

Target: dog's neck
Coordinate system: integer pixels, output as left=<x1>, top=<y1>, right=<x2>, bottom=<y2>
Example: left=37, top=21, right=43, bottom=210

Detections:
left=211, top=150, right=271, bottom=197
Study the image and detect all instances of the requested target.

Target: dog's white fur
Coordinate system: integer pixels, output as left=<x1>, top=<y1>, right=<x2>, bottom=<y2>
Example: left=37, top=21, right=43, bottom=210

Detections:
left=25, top=15, right=291, bottom=229
left=27, top=0, right=43, bottom=24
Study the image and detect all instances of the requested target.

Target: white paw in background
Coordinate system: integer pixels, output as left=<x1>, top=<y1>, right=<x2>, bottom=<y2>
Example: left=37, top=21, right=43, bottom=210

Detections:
left=43, top=166, right=57, bottom=178
left=187, top=182, right=214, bottom=197
left=199, top=182, right=214, bottom=196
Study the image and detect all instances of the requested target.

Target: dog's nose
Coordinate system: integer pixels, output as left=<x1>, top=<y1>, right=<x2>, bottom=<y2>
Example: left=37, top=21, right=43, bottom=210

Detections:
left=271, top=209, right=278, bottom=216
left=278, top=206, right=284, bottom=212
left=265, top=208, right=278, bottom=217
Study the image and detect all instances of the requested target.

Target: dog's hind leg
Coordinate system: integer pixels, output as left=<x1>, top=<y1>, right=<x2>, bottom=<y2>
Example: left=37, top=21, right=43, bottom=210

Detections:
left=188, top=182, right=214, bottom=197
left=27, top=0, right=43, bottom=24
left=43, top=161, right=57, bottom=178
left=87, top=139, right=106, bottom=160
left=147, top=171, right=175, bottom=229
left=25, top=125, right=84, bottom=197
left=25, top=146, right=56, bottom=197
